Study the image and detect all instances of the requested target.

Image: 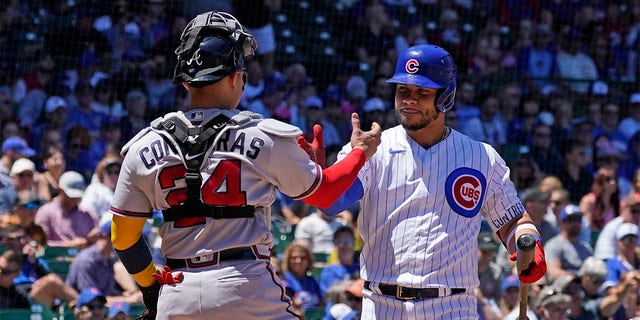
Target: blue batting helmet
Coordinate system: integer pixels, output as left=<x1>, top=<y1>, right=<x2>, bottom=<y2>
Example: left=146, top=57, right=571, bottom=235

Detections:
left=173, top=11, right=257, bottom=87
left=387, top=44, right=457, bottom=112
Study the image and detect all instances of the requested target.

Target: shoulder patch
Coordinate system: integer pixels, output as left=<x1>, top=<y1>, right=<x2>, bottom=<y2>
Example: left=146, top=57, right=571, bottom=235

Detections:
left=445, top=167, right=487, bottom=218
left=257, top=118, right=302, bottom=137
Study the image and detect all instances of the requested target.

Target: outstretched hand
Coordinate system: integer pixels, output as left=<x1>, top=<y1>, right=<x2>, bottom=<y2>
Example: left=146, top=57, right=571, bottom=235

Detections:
left=297, top=124, right=326, bottom=168
left=350, top=113, right=382, bottom=160
left=152, top=266, right=183, bottom=285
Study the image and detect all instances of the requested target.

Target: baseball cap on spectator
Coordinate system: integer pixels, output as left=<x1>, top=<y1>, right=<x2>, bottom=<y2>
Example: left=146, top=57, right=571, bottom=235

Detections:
left=108, top=301, right=130, bottom=318
left=501, top=274, right=519, bottom=291
left=578, top=256, right=607, bottom=278
left=590, top=81, right=609, bottom=96
left=559, top=204, right=583, bottom=221
left=346, top=75, right=367, bottom=100
left=329, top=303, right=353, bottom=320
left=553, top=274, right=581, bottom=293
left=537, top=111, right=554, bottom=126
left=45, top=96, right=67, bottom=113
left=303, top=95, right=324, bottom=109
left=537, top=285, right=571, bottom=308
left=630, top=92, right=640, bottom=104
left=520, top=188, right=550, bottom=203
left=2, top=136, right=36, bottom=157
left=59, top=171, right=87, bottom=199
left=616, top=223, right=639, bottom=240
left=478, top=232, right=498, bottom=251
left=362, top=98, right=386, bottom=113
left=10, top=158, right=36, bottom=177
left=15, top=190, right=44, bottom=208
left=77, top=287, right=107, bottom=308
left=595, top=139, right=624, bottom=160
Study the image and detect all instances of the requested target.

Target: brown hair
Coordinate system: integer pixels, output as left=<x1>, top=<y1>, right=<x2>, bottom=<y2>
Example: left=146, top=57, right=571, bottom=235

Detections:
left=282, top=243, right=314, bottom=274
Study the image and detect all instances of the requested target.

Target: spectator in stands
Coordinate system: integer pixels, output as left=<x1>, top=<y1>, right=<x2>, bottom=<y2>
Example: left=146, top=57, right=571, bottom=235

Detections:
left=319, top=226, right=359, bottom=294
left=0, top=249, right=30, bottom=309
left=299, top=95, right=342, bottom=153
left=620, top=138, right=640, bottom=185
left=90, top=79, right=124, bottom=119
left=1, top=224, right=78, bottom=309
left=544, top=204, right=593, bottom=281
left=528, top=121, right=564, bottom=176
left=461, top=92, right=506, bottom=150
left=580, top=166, right=621, bottom=240
left=66, top=221, right=142, bottom=306
left=453, top=80, right=480, bottom=132
left=119, top=89, right=149, bottom=145
left=592, top=134, right=630, bottom=196
left=517, top=23, right=559, bottom=95
left=359, top=98, right=388, bottom=142
left=0, top=158, right=37, bottom=213
left=497, top=274, right=520, bottom=317
left=238, top=58, right=266, bottom=110
left=67, top=84, right=107, bottom=141
left=29, top=95, right=68, bottom=157
left=618, top=92, right=640, bottom=143
left=64, top=126, right=93, bottom=181
left=510, top=149, right=542, bottom=197
left=81, top=154, right=122, bottom=221
left=282, top=243, right=323, bottom=311
left=535, top=284, right=571, bottom=320
left=553, top=139, right=593, bottom=204
left=556, top=28, right=599, bottom=94
left=603, top=223, right=640, bottom=289
left=593, top=194, right=640, bottom=261
left=35, top=146, right=65, bottom=202
left=294, top=207, right=348, bottom=256
left=74, top=287, right=108, bottom=320
left=0, top=136, right=36, bottom=189
left=496, top=82, right=522, bottom=131
left=16, top=49, right=57, bottom=129
left=351, top=1, right=395, bottom=68
left=10, top=191, right=47, bottom=246
left=574, top=257, right=610, bottom=317
left=35, top=170, right=99, bottom=248
left=477, top=232, right=504, bottom=304
left=231, top=0, right=280, bottom=76
left=506, top=98, right=540, bottom=146
left=593, top=102, right=626, bottom=147
left=520, top=188, right=557, bottom=243
left=87, top=117, right=122, bottom=171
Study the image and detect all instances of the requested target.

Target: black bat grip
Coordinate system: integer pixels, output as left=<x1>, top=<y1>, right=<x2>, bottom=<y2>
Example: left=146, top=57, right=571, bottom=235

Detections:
left=516, top=234, right=536, bottom=274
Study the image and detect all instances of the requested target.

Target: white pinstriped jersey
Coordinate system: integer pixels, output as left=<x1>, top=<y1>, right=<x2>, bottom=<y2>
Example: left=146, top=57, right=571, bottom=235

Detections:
left=338, top=126, right=524, bottom=289
left=110, top=109, right=321, bottom=259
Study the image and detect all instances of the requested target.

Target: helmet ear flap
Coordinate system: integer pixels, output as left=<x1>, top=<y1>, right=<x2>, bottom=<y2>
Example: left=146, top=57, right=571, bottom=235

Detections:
left=436, top=83, right=456, bottom=112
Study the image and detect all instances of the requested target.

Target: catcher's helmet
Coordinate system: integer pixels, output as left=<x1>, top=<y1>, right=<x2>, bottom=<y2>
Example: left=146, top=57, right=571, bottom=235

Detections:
left=173, top=11, right=257, bottom=86
left=387, top=44, right=457, bottom=112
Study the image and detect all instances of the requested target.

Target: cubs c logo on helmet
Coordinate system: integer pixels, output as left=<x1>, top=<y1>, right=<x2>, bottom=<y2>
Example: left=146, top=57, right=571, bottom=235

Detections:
left=445, top=167, right=486, bottom=217
left=405, top=59, right=419, bottom=74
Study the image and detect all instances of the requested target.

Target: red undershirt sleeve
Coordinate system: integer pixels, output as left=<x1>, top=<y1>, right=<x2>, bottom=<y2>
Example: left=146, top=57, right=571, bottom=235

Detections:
left=302, top=148, right=365, bottom=208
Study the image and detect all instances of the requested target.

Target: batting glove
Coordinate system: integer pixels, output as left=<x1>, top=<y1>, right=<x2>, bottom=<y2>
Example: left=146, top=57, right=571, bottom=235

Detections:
left=152, top=266, right=183, bottom=285
left=509, top=239, right=547, bottom=283
left=297, top=124, right=326, bottom=169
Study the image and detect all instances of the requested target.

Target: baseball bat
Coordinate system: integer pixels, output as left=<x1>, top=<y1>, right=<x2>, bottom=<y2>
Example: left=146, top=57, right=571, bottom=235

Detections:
left=516, top=234, right=536, bottom=320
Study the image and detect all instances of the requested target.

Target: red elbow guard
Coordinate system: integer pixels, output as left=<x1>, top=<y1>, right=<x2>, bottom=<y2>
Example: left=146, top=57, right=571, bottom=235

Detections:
left=303, top=148, right=365, bottom=208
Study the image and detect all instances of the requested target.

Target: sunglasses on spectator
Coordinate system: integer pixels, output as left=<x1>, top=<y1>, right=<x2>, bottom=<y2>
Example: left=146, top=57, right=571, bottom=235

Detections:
left=335, top=239, right=354, bottom=246
left=17, top=172, right=33, bottom=178
left=589, top=275, right=605, bottom=285
left=621, top=235, right=638, bottom=244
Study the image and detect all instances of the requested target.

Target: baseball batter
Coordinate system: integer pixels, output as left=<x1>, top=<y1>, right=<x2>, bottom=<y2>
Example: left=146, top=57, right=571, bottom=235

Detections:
left=315, top=44, right=548, bottom=319
left=108, top=11, right=381, bottom=320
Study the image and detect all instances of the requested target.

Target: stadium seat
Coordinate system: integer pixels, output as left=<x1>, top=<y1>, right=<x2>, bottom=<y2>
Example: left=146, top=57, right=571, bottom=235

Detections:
left=45, top=259, right=72, bottom=280
left=304, top=306, right=325, bottom=320
left=39, top=246, right=80, bottom=261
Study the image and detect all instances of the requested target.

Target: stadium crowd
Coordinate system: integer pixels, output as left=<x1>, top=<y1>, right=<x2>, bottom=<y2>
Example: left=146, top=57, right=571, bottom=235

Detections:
left=0, top=0, right=640, bottom=319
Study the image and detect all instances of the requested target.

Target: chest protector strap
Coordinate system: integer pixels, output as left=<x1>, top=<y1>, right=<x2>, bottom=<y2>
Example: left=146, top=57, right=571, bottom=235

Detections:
left=154, top=113, right=254, bottom=221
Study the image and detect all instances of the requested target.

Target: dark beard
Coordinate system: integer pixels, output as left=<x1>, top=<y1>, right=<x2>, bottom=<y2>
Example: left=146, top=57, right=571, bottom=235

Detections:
left=396, top=108, right=440, bottom=132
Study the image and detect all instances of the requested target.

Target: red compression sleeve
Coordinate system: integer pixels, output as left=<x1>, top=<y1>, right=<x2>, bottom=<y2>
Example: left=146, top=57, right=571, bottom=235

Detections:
left=302, top=148, right=365, bottom=208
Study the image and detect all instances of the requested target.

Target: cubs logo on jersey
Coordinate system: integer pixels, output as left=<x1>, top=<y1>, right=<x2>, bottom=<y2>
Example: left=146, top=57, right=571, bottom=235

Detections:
left=445, top=167, right=486, bottom=217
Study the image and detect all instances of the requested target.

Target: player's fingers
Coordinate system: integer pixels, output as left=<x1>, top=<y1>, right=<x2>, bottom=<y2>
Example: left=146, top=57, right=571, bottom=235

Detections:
left=369, top=121, right=382, bottom=135
left=350, top=113, right=361, bottom=132
left=312, top=124, right=324, bottom=146
left=296, top=136, right=311, bottom=152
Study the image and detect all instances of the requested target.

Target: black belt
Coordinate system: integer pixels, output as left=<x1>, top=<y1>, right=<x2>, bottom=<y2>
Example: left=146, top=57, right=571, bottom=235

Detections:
left=162, top=203, right=255, bottom=221
left=165, top=247, right=257, bottom=269
left=364, top=281, right=466, bottom=300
